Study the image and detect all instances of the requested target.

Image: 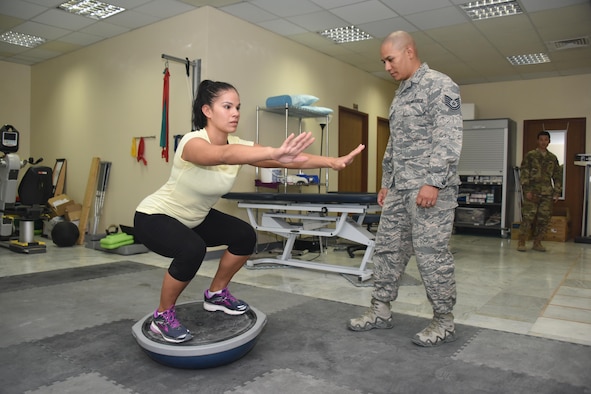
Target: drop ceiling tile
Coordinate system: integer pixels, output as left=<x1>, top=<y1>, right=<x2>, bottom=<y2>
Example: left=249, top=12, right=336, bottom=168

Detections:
left=3, top=57, right=33, bottom=65
left=521, top=71, right=561, bottom=80
left=559, top=65, right=591, bottom=76
left=107, top=0, right=156, bottom=8
left=424, top=23, right=482, bottom=44
left=381, top=0, right=452, bottom=16
left=180, top=0, right=240, bottom=6
left=220, top=2, right=277, bottom=23
left=487, top=30, right=543, bottom=48
left=330, top=0, right=398, bottom=25
left=494, top=40, right=548, bottom=57
left=40, top=40, right=80, bottom=53
left=343, top=39, right=381, bottom=55
left=309, top=0, right=364, bottom=9
left=529, top=4, right=591, bottom=40
left=59, top=31, right=105, bottom=46
left=550, top=49, right=591, bottom=63
left=80, top=21, right=129, bottom=38
left=314, top=43, right=357, bottom=57
left=257, top=19, right=307, bottom=36
left=466, top=59, right=516, bottom=74
left=23, top=0, right=63, bottom=7
left=0, top=41, right=29, bottom=54
left=13, top=20, right=71, bottom=40
left=404, top=6, right=467, bottom=30
left=32, top=9, right=96, bottom=30
left=105, top=9, right=159, bottom=29
left=358, top=17, right=418, bottom=38
left=17, top=46, right=62, bottom=60
left=289, top=31, right=336, bottom=47
left=249, top=0, right=322, bottom=17
left=0, top=1, right=46, bottom=19
left=133, top=0, right=196, bottom=18
left=416, top=45, right=454, bottom=61
left=519, top=0, right=588, bottom=13
left=0, top=13, right=24, bottom=30
left=472, top=14, right=534, bottom=35
left=287, top=10, right=348, bottom=31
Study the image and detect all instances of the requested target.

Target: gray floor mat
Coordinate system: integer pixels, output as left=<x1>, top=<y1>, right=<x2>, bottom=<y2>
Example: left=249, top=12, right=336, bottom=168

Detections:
left=1, top=262, right=589, bottom=394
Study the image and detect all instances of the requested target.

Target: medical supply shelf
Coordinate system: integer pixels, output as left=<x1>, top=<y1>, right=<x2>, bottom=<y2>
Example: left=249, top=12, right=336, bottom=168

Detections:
left=256, top=105, right=331, bottom=193
left=455, top=119, right=517, bottom=238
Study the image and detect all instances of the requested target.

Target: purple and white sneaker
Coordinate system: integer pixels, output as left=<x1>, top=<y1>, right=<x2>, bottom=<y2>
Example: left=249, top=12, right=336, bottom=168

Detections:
left=150, top=306, right=192, bottom=343
left=203, top=288, right=249, bottom=315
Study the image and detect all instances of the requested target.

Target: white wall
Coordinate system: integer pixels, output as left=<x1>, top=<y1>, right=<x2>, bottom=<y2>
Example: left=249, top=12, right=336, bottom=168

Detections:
left=460, top=75, right=591, bottom=163
left=0, top=61, right=31, bottom=160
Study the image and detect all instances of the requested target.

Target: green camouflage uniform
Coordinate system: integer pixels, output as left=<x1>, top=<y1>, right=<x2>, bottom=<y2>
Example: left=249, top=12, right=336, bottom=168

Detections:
left=519, top=149, right=562, bottom=239
left=373, top=63, right=463, bottom=315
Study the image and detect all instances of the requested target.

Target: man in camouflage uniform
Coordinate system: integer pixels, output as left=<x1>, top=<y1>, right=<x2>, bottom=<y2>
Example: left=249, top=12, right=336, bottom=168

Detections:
left=347, top=31, right=463, bottom=347
left=518, top=131, right=562, bottom=252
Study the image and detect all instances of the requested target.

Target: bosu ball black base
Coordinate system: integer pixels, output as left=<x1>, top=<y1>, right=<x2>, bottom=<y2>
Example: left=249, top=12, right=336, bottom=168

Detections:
left=131, top=301, right=267, bottom=369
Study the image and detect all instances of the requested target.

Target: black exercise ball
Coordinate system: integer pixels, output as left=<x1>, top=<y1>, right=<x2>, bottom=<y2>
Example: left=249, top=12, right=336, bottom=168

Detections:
left=51, top=221, right=80, bottom=247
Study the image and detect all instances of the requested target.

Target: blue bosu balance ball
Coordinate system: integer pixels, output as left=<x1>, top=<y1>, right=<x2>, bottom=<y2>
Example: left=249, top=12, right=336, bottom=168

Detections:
left=131, top=301, right=267, bottom=369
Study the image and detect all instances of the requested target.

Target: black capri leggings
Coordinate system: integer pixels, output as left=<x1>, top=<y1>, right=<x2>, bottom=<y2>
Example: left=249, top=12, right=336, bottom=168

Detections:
left=134, top=209, right=256, bottom=282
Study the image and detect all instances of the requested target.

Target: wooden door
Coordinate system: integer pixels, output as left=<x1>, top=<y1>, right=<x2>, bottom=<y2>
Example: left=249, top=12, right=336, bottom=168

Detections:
left=375, top=117, right=389, bottom=191
left=337, top=106, right=368, bottom=192
left=522, top=118, right=586, bottom=239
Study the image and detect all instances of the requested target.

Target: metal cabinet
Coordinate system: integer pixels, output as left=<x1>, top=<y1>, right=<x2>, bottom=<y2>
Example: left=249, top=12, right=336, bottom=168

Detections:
left=455, top=118, right=517, bottom=237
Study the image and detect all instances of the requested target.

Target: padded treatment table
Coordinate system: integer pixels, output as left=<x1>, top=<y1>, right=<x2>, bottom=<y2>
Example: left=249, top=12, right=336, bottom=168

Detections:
left=222, top=192, right=380, bottom=281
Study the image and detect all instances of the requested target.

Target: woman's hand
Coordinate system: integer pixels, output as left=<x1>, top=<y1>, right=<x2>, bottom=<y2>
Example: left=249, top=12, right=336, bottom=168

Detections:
left=330, top=144, right=365, bottom=170
left=273, top=132, right=315, bottom=163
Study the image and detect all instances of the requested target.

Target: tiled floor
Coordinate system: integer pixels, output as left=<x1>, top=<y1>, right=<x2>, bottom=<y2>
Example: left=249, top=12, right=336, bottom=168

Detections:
left=1, top=233, right=590, bottom=346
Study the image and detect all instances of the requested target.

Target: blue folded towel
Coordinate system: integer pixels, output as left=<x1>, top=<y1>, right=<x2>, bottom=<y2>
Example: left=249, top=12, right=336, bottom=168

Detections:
left=265, top=94, right=319, bottom=108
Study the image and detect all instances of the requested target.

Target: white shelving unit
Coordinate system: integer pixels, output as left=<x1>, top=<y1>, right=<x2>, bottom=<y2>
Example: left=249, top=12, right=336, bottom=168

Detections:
left=256, top=105, right=331, bottom=193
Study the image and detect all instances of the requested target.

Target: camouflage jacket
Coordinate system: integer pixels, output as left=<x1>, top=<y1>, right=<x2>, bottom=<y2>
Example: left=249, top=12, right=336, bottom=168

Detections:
left=520, top=149, right=562, bottom=196
left=382, top=63, right=463, bottom=190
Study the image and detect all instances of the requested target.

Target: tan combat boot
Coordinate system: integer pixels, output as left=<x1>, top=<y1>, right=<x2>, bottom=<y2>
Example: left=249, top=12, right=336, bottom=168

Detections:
left=533, top=238, right=546, bottom=252
left=347, top=298, right=394, bottom=332
left=517, top=234, right=527, bottom=252
left=412, top=312, right=456, bottom=347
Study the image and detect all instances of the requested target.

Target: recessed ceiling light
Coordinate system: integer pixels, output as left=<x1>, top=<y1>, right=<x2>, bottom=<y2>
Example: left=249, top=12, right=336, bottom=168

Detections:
left=319, top=25, right=373, bottom=44
left=58, top=0, right=125, bottom=20
left=506, top=53, right=550, bottom=66
left=460, top=0, right=522, bottom=21
left=0, top=31, right=46, bottom=48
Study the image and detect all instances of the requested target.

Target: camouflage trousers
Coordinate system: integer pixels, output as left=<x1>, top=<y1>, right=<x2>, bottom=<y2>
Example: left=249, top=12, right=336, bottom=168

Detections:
left=372, top=186, right=457, bottom=315
left=520, top=194, right=553, bottom=239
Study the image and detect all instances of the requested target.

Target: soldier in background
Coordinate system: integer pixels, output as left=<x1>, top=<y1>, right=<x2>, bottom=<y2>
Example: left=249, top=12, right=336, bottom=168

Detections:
left=347, top=31, right=463, bottom=347
left=518, top=131, right=562, bottom=252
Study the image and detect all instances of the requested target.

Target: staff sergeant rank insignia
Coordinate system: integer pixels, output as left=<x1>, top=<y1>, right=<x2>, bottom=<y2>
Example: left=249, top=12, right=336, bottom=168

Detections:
left=444, top=95, right=461, bottom=111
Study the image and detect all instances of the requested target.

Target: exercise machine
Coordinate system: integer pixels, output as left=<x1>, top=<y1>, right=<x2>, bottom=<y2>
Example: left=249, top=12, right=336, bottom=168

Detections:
left=0, top=124, right=48, bottom=253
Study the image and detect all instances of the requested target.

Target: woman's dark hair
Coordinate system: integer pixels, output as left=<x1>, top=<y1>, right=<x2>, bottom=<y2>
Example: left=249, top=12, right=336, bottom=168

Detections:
left=192, top=80, right=237, bottom=130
